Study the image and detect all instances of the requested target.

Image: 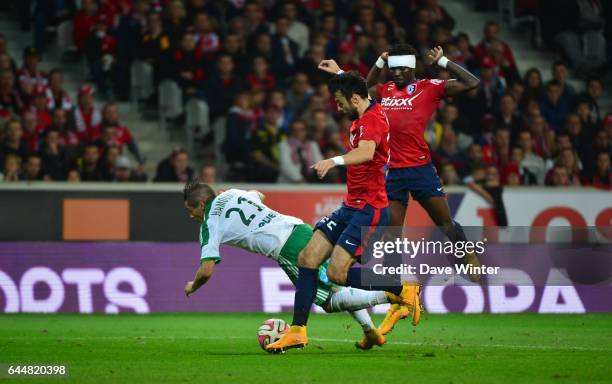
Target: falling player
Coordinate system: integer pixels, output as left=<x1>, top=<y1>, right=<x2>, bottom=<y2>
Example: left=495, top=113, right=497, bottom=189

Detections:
left=318, top=45, right=482, bottom=333
left=266, top=72, right=421, bottom=353
left=182, top=182, right=398, bottom=350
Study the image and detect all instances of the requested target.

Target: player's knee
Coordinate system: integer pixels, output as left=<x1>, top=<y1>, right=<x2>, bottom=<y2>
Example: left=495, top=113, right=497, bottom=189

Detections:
left=326, top=266, right=347, bottom=285
left=298, top=249, right=318, bottom=268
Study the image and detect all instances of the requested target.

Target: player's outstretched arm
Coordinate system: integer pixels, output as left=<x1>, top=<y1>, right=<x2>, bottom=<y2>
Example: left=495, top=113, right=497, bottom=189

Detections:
left=311, top=140, right=376, bottom=179
left=426, top=46, right=480, bottom=96
left=185, top=260, right=216, bottom=297
left=365, top=52, right=388, bottom=100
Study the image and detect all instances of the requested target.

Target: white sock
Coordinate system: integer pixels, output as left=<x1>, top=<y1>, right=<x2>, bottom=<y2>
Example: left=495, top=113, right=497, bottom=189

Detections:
left=349, top=309, right=375, bottom=332
left=328, top=287, right=388, bottom=312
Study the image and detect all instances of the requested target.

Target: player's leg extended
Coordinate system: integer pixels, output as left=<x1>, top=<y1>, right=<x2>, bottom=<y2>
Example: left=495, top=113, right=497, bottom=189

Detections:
left=419, top=196, right=481, bottom=282
left=266, top=230, right=333, bottom=352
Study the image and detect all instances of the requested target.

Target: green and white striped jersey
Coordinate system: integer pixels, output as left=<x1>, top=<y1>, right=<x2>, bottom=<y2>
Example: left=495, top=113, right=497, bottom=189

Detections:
left=199, top=189, right=303, bottom=263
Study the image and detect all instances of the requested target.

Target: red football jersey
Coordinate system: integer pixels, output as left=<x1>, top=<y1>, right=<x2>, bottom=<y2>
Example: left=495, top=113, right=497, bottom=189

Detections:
left=345, top=103, right=390, bottom=209
left=376, top=79, right=446, bottom=168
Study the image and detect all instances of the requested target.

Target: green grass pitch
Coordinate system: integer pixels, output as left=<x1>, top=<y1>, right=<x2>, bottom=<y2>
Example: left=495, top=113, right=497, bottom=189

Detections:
left=1, top=313, right=611, bottom=383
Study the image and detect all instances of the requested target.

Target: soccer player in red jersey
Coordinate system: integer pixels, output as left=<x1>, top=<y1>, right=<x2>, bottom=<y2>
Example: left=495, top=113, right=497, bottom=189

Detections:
left=267, top=72, right=421, bottom=353
left=319, top=44, right=481, bottom=332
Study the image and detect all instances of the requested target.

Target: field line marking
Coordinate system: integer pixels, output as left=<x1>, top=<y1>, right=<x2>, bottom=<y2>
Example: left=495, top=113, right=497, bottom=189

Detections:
left=4, top=335, right=610, bottom=352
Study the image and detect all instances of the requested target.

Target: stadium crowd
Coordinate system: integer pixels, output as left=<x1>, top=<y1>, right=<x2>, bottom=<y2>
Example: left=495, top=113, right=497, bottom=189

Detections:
left=0, top=0, right=609, bottom=189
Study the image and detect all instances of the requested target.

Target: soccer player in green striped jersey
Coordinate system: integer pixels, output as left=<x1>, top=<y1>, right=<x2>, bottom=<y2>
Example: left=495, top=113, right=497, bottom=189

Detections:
left=182, top=181, right=394, bottom=349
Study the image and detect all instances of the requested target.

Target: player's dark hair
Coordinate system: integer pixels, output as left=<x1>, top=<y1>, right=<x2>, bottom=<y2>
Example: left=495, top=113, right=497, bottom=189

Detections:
left=183, top=180, right=215, bottom=207
left=328, top=71, right=368, bottom=100
left=388, top=43, right=417, bottom=57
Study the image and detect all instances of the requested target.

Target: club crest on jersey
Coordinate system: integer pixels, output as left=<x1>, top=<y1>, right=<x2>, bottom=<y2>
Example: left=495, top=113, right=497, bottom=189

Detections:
left=406, top=84, right=416, bottom=95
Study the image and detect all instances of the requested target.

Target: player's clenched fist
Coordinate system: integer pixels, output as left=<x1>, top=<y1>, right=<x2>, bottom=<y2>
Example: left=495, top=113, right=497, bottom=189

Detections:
left=426, top=46, right=444, bottom=66
left=317, top=59, right=341, bottom=74
left=184, top=281, right=195, bottom=297
left=311, top=159, right=336, bottom=179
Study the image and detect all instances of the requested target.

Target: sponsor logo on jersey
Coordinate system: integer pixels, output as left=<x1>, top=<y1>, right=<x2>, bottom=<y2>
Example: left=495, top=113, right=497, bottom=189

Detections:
left=406, top=84, right=416, bottom=95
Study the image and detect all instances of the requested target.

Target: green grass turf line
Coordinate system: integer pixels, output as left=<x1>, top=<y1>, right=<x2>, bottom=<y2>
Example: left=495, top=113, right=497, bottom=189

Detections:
left=1, top=313, right=611, bottom=383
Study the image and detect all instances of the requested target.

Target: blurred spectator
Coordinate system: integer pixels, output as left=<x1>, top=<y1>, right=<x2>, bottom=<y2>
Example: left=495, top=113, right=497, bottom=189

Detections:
left=49, top=108, right=79, bottom=152
left=46, top=70, right=73, bottom=111
left=246, top=56, right=276, bottom=92
left=1, top=153, right=21, bottom=182
left=172, top=31, right=205, bottom=98
left=164, top=0, right=188, bottom=48
left=66, top=169, right=81, bottom=182
left=73, top=0, right=98, bottom=52
left=551, top=147, right=583, bottom=186
left=154, top=147, right=193, bottom=182
left=193, top=12, right=220, bottom=60
left=467, top=163, right=508, bottom=226
left=280, top=2, right=309, bottom=56
left=84, top=15, right=117, bottom=100
left=21, top=111, right=41, bottom=153
left=76, top=144, right=105, bottom=181
left=574, top=99, right=598, bottom=137
left=434, top=126, right=464, bottom=169
left=336, top=41, right=369, bottom=77
left=223, top=92, right=254, bottom=180
left=489, top=41, right=520, bottom=85
left=547, top=164, right=571, bottom=187
left=278, top=119, right=323, bottom=183
left=0, top=70, right=23, bottom=117
left=483, top=127, right=511, bottom=169
left=539, top=81, right=568, bottom=132
left=0, top=119, right=28, bottom=165
left=285, top=72, right=313, bottom=118
left=38, top=129, right=70, bottom=180
left=100, top=103, right=145, bottom=164
left=297, top=43, right=328, bottom=87
left=20, top=154, right=47, bottom=181
left=548, top=61, right=576, bottom=105
left=440, top=162, right=460, bottom=186
left=573, top=77, right=603, bottom=124
left=421, top=0, right=455, bottom=31
left=528, top=115, right=555, bottom=159
left=139, top=12, right=172, bottom=88
left=204, top=54, right=246, bottom=121
left=474, top=21, right=517, bottom=72
left=17, top=47, right=47, bottom=102
left=454, top=32, right=477, bottom=70
left=197, top=164, right=217, bottom=184
left=565, top=113, right=589, bottom=165
left=114, top=156, right=147, bottom=182
left=26, top=85, right=53, bottom=132
left=249, top=105, right=286, bottom=182
left=221, top=33, right=249, bottom=76
left=496, top=94, right=522, bottom=134
left=477, top=56, right=505, bottom=113
left=508, top=146, right=538, bottom=185
left=74, top=85, right=101, bottom=141
left=588, top=151, right=610, bottom=189
left=520, top=68, right=543, bottom=109
left=270, top=16, right=299, bottom=81
left=267, top=89, right=293, bottom=132
left=518, top=131, right=546, bottom=185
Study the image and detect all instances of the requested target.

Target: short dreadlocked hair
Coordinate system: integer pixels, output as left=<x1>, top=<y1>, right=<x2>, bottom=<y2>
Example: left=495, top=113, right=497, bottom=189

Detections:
left=183, top=180, right=215, bottom=207
left=328, top=71, right=368, bottom=101
left=388, top=43, right=418, bottom=57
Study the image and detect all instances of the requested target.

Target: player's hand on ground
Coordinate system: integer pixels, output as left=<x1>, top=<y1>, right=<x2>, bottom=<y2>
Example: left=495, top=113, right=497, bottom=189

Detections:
left=184, top=281, right=195, bottom=297
left=426, top=46, right=444, bottom=66
left=312, top=159, right=336, bottom=179
left=318, top=59, right=341, bottom=74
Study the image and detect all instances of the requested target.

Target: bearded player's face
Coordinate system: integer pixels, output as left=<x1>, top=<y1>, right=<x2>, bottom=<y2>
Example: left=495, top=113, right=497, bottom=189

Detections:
left=390, top=66, right=413, bottom=90
left=334, top=91, right=359, bottom=121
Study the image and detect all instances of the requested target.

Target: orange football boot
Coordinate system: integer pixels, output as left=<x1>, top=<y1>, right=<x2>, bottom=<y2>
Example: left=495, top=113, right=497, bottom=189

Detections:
left=355, top=328, right=386, bottom=350
left=265, top=325, right=308, bottom=353
left=384, top=282, right=423, bottom=326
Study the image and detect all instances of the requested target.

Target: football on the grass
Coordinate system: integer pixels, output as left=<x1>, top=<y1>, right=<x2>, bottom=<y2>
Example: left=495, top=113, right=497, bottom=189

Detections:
left=257, top=319, right=289, bottom=351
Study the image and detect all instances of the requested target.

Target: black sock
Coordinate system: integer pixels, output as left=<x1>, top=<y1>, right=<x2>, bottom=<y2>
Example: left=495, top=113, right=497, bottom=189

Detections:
left=291, top=267, right=318, bottom=326
left=447, top=220, right=467, bottom=243
left=345, top=267, right=403, bottom=295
